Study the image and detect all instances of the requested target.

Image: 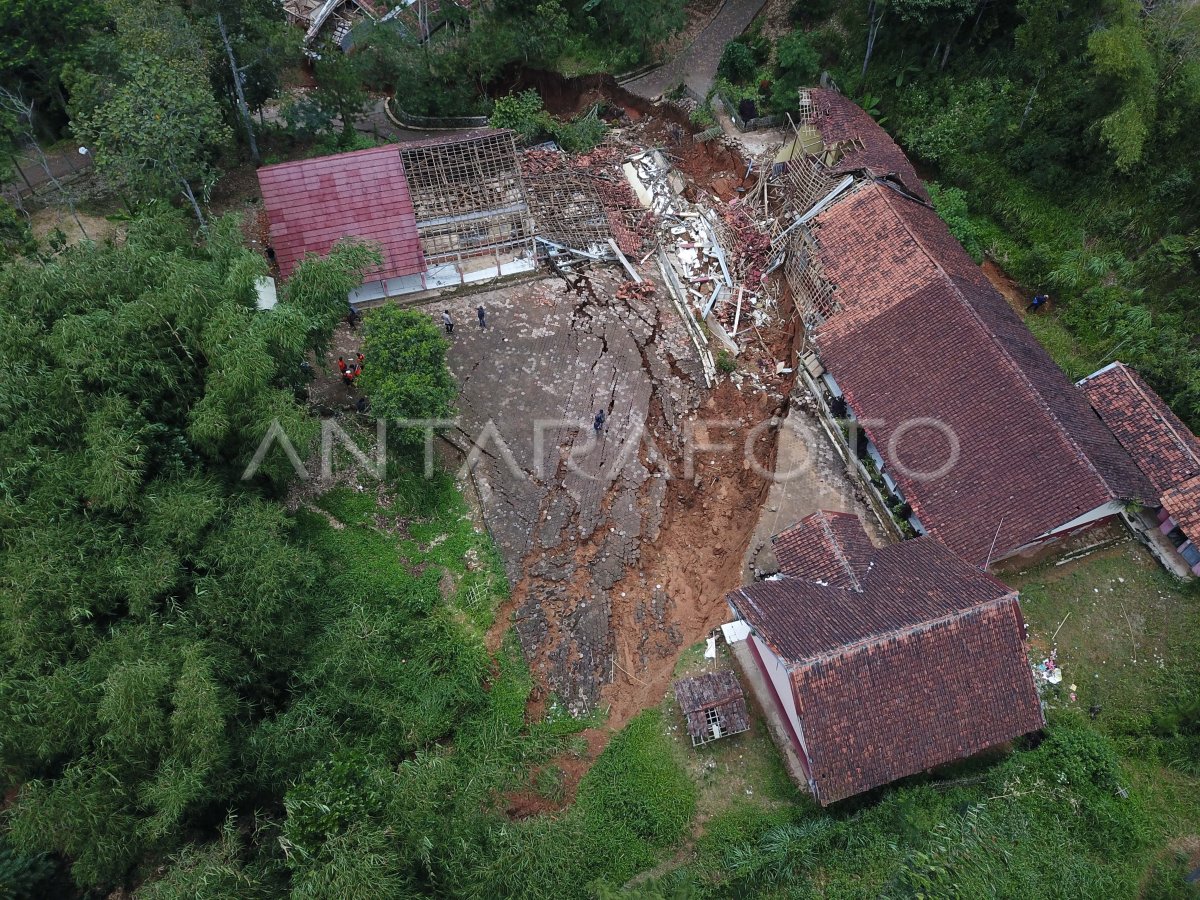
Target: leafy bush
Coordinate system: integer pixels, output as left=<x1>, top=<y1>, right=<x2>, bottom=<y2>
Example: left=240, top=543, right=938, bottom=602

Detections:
left=716, top=350, right=737, bottom=374
left=489, top=90, right=607, bottom=152
left=927, top=181, right=985, bottom=262
left=769, top=33, right=821, bottom=112
left=717, top=41, right=757, bottom=84
left=358, top=305, right=457, bottom=440
left=0, top=838, right=57, bottom=899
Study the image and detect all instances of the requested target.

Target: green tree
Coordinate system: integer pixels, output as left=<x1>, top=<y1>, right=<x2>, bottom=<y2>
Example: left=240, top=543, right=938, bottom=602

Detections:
left=0, top=213, right=370, bottom=888
left=0, top=0, right=109, bottom=129
left=718, top=41, right=757, bottom=84
left=358, top=305, right=457, bottom=434
left=312, top=47, right=370, bottom=143
left=70, top=55, right=231, bottom=231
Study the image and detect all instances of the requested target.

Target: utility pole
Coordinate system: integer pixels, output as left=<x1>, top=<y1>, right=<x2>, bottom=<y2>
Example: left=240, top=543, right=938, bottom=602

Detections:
left=217, top=12, right=261, bottom=166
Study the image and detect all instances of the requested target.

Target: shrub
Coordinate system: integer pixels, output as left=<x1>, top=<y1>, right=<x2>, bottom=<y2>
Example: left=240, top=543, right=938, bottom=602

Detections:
left=718, top=41, right=757, bottom=84
left=358, top=305, right=457, bottom=440
left=928, top=181, right=985, bottom=262
left=769, top=33, right=821, bottom=112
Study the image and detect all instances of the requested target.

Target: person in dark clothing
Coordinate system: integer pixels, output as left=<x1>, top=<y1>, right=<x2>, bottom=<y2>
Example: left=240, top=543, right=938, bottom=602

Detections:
left=356, top=396, right=368, bottom=414
left=1027, top=293, right=1048, bottom=312
left=442, top=310, right=454, bottom=334
left=477, top=305, right=486, bottom=328
left=346, top=304, right=361, bottom=329
left=265, top=245, right=276, bottom=265
left=593, top=409, right=606, bottom=434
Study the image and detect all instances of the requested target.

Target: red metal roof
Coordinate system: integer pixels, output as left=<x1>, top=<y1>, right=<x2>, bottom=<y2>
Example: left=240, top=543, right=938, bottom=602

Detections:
left=731, top=525, right=1044, bottom=805
left=256, top=145, right=425, bottom=283
left=1079, top=362, right=1200, bottom=497
left=810, top=181, right=1153, bottom=563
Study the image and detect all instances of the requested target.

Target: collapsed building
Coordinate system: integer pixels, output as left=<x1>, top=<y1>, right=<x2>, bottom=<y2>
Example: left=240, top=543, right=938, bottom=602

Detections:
left=774, top=88, right=1156, bottom=568
left=283, top=0, right=469, bottom=49
left=257, top=130, right=541, bottom=303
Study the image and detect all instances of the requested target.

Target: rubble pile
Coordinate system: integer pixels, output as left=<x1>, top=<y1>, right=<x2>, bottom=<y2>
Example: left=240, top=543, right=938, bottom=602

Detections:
left=521, top=144, right=655, bottom=256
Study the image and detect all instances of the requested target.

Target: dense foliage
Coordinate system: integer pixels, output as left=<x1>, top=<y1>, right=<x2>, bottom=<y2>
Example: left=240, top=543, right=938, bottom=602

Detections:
left=358, top=305, right=457, bottom=430
left=0, top=214, right=372, bottom=887
left=356, top=0, right=685, bottom=118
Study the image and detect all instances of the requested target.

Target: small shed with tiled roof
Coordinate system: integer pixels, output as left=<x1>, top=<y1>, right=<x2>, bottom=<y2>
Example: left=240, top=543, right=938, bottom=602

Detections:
left=673, top=670, right=750, bottom=747
left=1079, top=361, right=1200, bottom=575
left=728, top=513, right=1044, bottom=805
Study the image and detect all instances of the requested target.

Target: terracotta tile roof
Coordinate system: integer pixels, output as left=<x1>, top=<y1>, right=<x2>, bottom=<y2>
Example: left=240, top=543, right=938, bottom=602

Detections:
left=1079, top=362, right=1200, bottom=496
left=772, top=511, right=875, bottom=588
left=809, top=88, right=930, bottom=203
left=792, top=601, right=1043, bottom=804
left=810, top=182, right=1153, bottom=562
left=1162, top=475, right=1200, bottom=546
left=256, top=144, right=424, bottom=282
left=733, top=537, right=1016, bottom=661
left=730, top=530, right=1043, bottom=804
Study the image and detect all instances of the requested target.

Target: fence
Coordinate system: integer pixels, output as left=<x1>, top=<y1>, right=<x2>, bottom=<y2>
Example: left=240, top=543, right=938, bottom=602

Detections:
left=716, top=93, right=785, bottom=132
left=385, top=97, right=488, bottom=131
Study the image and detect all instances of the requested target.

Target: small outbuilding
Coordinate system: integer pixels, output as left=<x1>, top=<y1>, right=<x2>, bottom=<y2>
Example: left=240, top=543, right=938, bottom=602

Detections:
left=673, top=670, right=750, bottom=747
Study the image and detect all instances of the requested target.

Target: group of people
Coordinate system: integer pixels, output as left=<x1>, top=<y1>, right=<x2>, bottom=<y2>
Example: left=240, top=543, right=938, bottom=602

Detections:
left=337, top=352, right=364, bottom=387
left=442, top=305, right=487, bottom=334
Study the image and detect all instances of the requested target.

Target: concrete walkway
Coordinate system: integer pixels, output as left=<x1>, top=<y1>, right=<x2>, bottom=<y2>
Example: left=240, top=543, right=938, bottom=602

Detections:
left=625, top=0, right=767, bottom=101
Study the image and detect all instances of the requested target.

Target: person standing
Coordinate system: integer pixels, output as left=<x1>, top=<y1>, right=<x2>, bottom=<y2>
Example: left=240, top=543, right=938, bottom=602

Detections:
left=593, top=409, right=606, bottom=434
left=477, top=304, right=487, bottom=329
left=442, top=310, right=454, bottom=334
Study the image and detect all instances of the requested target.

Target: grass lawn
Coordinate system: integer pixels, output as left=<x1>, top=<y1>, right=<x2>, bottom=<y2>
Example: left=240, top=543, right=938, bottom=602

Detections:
left=1008, top=530, right=1199, bottom=735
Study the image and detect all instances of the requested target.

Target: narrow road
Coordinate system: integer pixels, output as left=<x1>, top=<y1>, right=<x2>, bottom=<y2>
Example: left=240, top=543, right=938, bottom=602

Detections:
left=625, top=0, right=767, bottom=101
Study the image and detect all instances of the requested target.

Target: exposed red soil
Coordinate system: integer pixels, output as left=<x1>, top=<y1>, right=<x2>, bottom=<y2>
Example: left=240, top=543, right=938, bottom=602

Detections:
left=982, top=258, right=1048, bottom=315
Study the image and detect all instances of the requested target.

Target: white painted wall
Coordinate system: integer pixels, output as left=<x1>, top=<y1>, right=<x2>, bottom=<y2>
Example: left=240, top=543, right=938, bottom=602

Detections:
left=751, top=634, right=808, bottom=756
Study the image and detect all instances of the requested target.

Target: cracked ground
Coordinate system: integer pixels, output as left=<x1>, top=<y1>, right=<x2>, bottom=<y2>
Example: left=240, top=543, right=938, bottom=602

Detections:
left=441, top=267, right=781, bottom=721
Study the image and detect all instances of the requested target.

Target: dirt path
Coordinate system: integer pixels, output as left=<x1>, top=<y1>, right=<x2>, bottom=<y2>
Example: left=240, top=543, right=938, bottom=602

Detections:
left=626, top=0, right=769, bottom=100
left=983, top=258, right=1032, bottom=315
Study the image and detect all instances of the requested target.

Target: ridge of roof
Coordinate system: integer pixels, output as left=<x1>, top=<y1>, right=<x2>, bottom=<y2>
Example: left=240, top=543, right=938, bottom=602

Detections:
left=731, top=536, right=1014, bottom=664
left=814, top=511, right=864, bottom=592
left=786, top=593, right=1018, bottom=668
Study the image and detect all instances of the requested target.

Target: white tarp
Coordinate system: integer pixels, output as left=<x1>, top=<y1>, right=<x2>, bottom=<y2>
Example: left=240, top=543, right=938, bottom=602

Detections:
left=255, top=276, right=278, bottom=311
